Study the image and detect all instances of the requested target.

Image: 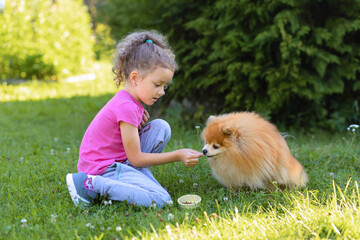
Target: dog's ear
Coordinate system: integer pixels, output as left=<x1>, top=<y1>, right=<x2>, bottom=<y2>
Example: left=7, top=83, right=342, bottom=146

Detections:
left=207, top=115, right=216, bottom=124
left=222, top=126, right=232, bottom=135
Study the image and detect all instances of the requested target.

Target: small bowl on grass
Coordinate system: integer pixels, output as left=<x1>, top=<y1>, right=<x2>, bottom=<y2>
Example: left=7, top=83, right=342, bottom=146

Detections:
left=177, top=194, right=201, bottom=209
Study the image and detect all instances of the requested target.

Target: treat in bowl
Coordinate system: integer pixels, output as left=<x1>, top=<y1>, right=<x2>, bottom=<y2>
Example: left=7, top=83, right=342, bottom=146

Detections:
left=177, top=194, right=201, bottom=209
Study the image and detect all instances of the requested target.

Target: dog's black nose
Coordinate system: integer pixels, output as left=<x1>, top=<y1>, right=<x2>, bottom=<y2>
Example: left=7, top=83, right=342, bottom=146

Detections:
left=202, top=149, right=207, bottom=155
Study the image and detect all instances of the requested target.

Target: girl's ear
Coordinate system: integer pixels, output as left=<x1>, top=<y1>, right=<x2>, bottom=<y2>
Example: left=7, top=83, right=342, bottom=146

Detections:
left=130, top=70, right=139, bottom=86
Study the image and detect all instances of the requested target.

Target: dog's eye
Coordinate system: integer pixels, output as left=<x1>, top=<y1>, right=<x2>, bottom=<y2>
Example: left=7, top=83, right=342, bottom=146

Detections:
left=213, top=144, right=219, bottom=149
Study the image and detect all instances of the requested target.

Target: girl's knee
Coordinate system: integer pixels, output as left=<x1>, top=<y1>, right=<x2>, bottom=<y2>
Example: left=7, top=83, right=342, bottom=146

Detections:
left=151, top=119, right=171, bottom=140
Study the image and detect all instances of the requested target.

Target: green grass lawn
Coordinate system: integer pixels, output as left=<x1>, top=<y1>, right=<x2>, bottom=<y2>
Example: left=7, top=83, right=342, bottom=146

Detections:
left=1, top=62, right=359, bottom=239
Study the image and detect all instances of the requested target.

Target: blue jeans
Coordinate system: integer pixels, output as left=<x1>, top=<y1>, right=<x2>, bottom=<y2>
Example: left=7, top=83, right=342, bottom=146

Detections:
left=93, top=119, right=172, bottom=207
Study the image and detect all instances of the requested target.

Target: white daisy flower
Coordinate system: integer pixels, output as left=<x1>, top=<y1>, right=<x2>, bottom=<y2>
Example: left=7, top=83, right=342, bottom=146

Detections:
left=347, top=124, right=359, bottom=132
left=167, top=213, right=174, bottom=221
left=20, top=218, right=28, bottom=228
left=50, top=214, right=57, bottom=222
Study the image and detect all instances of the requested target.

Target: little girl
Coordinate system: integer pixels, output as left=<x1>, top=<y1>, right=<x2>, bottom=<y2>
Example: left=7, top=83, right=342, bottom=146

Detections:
left=66, top=30, right=203, bottom=207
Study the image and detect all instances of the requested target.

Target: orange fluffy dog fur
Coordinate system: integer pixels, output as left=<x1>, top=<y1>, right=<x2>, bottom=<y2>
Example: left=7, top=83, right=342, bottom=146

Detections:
left=201, top=112, right=308, bottom=190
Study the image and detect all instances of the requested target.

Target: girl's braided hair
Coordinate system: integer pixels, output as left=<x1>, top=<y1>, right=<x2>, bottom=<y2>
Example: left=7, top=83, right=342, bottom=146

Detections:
left=112, top=30, right=178, bottom=87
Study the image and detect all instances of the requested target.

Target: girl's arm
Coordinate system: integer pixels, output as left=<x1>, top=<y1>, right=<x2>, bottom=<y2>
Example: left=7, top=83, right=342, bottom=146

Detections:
left=120, top=121, right=203, bottom=168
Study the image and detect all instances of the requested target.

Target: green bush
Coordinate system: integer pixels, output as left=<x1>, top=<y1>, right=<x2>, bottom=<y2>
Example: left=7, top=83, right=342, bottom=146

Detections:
left=99, top=0, right=360, bottom=130
left=0, top=0, right=94, bottom=81
left=93, top=23, right=116, bottom=60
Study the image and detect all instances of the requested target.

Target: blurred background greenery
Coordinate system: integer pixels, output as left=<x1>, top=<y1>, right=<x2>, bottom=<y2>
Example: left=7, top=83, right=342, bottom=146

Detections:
left=1, top=0, right=359, bottom=131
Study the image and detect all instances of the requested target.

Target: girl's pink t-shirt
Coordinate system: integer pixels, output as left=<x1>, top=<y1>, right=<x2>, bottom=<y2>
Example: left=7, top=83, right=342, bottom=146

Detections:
left=77, top=90, right=144, bottom=175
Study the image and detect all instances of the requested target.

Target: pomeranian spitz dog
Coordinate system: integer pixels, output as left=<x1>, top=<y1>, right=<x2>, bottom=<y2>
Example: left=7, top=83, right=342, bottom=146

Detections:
left=201, top=112, right=307, bottom=190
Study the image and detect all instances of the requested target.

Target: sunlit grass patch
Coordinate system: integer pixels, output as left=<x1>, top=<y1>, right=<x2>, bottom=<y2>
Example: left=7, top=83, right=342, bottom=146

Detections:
left=0, top=62, right=116, bottom=102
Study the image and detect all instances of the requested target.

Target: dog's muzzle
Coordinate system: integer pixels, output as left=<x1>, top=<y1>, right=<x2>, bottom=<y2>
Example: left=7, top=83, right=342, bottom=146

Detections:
left=202, top=149, right=208, bottom=155
left=202, top=149, right=218, bottom=158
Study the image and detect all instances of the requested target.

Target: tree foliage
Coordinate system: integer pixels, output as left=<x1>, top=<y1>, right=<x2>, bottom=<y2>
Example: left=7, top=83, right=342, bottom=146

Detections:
left=99, top=0, right=360, bottom=130
left=0, top=0, right=94, bottom=81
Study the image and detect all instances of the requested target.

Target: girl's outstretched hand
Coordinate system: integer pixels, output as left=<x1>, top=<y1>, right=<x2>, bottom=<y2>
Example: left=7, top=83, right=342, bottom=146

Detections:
left=177, top=149, right=204, bottom=167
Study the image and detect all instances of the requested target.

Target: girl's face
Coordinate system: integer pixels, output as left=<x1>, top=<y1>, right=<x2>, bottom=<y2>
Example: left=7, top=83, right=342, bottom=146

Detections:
left=132, top=67, right=174, bottom=106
